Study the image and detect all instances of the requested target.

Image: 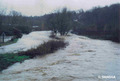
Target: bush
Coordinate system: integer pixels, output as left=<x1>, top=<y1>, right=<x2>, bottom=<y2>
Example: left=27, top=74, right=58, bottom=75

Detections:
left=16, top=26, right=32, bottom=34
left=0, top=54, right=30, bottom=71
left=19, top=40, right=68, bottom=58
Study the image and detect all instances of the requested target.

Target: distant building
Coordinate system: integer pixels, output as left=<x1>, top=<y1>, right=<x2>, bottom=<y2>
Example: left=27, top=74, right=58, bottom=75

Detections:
left=32, top=26, right=39, bottom=28
left=32, top=26, right=41, bottom=31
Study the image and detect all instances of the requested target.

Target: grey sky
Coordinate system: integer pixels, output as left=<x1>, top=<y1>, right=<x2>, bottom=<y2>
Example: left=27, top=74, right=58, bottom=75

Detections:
left=1, top=0, right=120, bottom=16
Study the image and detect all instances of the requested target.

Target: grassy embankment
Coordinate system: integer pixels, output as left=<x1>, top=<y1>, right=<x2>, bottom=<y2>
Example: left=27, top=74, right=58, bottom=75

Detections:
left=0, top=39, right=67, bottom=72
left=0, top=54, right=30, bottom=71
left=0, top=39, right=18, bottom=47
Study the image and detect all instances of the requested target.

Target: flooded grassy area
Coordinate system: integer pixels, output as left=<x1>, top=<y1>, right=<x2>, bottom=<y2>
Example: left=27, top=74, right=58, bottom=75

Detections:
left=0, top=39, right=18, bottom=47
left=0, top=53, right=30, bottom=72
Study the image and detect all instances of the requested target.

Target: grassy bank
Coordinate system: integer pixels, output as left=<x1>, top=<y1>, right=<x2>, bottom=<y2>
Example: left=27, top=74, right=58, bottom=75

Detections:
left=0, top=39, right=18, bottom=47
left=0, top=54, right=30, bottom=72
left=0, top=40, right=68, bottom=72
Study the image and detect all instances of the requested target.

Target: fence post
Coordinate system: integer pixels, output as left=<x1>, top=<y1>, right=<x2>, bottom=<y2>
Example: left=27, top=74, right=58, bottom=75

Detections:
left=1, top=32, right=5, bottom=43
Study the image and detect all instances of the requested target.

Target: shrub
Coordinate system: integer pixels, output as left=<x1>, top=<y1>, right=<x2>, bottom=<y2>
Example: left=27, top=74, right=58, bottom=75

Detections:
left=19, top=40, right=68, bottom=58
left=0, top=54, right=30, bottom=71
left=16, top=26, right=32, bottom=34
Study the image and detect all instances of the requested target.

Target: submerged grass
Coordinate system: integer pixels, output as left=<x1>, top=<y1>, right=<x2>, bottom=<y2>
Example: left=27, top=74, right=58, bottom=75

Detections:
left=0, top=53, right=30, bottom=72
left=0, top=38, right=18, bottom=47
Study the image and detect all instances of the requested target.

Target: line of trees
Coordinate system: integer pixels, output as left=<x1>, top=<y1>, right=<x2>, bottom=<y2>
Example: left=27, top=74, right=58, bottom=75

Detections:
left=44, top=4, right=120, bottom=42
left=44, top=3, right=120, bottom=42
left=0, top=10, right=33, bottom=36
left=72, top=3, right=120, bottom=42
left=0, top=3, right=119, bottom=42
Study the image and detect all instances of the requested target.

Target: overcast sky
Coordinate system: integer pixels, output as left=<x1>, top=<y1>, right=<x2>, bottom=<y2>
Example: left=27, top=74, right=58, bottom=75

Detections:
left=0, top=0, right=120, bottom=16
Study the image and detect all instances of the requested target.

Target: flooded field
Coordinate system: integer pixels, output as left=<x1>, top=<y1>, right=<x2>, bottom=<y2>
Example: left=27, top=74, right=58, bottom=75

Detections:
left=0, top=36, right=13, bottom=43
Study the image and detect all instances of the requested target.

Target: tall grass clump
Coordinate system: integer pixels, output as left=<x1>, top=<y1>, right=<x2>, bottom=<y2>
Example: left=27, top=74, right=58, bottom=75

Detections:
left=19, top=40, right=68, bottom=58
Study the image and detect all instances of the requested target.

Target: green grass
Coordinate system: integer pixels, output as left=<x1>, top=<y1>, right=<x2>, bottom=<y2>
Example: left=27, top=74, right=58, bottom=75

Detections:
left=0, top=53, right=30, bottom=72
left=0, top=39, right=18, bottom=47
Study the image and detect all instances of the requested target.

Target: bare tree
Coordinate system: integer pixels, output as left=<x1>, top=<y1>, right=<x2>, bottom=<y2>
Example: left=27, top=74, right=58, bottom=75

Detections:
left=0, top=6, right=6, bottom=26
left=0, top=3, right=6, bottom=33
left=48, top=8, right=72, bottom=36
left=9, top=10, right=22, bottom=26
